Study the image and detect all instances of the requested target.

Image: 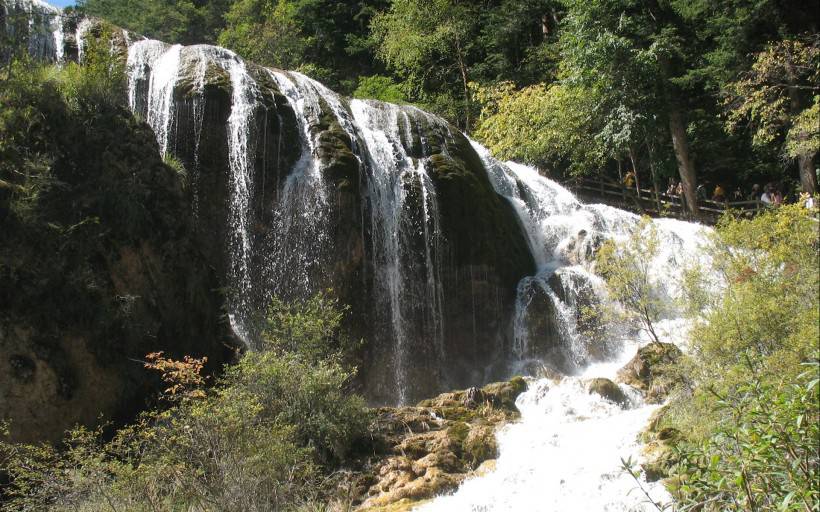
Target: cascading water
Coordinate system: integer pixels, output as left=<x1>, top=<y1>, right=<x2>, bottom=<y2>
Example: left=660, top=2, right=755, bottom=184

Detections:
left=126, top=41, right=266, bottom=343
left=263, top=70, right=339, bottom=300
left=350, top=99, right=446, bottom=404
left=420, top=146, right=711, bottom=511
left=2, top=0, right=63, bottom=62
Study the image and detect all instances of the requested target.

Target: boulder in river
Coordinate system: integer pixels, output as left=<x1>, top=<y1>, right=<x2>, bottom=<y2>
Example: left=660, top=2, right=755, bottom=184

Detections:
left=616, top=342, right=682, bottom=404
left=586, top=377, right=630, bottom=407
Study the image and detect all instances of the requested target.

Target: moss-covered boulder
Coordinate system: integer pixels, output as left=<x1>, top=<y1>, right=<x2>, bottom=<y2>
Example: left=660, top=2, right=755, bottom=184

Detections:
left=349, top=378, right=527, bottom=510
left=616, top=342, right=682, bottom=403
left=639, top=407, right=682, bottom=482
left=586, top=378, right=630, bottom=407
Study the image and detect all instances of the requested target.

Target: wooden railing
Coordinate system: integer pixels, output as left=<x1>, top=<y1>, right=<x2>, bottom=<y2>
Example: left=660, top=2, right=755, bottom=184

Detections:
left=565, top=178, right=764, bottom=224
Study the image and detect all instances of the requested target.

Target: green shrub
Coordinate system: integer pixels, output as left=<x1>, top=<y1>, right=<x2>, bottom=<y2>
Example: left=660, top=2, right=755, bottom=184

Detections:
left=670, top=365, right=819, bottom=511
left=656, top=204, right=820, bottom=509
left=0, top=294, right=369, bottom=511
left=353, top=75, right=407, bottom=104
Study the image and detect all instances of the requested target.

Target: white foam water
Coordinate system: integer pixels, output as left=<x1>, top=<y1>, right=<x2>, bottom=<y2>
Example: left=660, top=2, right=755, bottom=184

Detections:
left=419, top=144, right=712, bottom=510
left=418, top=344, right=669, bottom=512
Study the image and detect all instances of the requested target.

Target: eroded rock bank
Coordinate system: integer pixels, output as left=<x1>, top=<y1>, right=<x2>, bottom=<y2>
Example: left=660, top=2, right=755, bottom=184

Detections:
left=336, top=377, right=528, bottom=511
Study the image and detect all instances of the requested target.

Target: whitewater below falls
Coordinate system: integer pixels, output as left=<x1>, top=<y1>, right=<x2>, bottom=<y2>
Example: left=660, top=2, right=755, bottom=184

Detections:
left=417, top=145, right=710, bottom=511
left=419, top=333, right=679, bottom=512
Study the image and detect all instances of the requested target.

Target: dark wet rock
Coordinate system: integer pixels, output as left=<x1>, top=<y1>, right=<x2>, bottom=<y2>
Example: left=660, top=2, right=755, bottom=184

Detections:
left=586, top=377, right=630, bottom=407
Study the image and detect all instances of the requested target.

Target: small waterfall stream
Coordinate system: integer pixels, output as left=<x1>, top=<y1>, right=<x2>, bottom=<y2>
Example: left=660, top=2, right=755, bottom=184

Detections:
left=418, top=146, right=711, bottom=511
left=350, top=100, right=446, bottom=403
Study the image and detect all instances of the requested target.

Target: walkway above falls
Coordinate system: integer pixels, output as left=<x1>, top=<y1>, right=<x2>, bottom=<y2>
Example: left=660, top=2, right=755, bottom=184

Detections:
left=566, top=177, right=765, bottom=225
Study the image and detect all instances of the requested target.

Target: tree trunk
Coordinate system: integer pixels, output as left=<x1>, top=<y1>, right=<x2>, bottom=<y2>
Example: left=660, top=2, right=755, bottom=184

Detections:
left=646, top=141, right=662, bottom=214
left=628, top=147, right=641, bottom=194
left=628, top=147, right=644, bottom=213
left=668, top=108, right=698, bottom=217
left=455, top=39, right=471, bottom=132
left=798, top=153, right=817, bottom=195
left=784, top=59, right=817, bottom=195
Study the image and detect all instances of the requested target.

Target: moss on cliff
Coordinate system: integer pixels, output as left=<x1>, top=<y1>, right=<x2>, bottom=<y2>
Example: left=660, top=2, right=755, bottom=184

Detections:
left=0, top=61, right=230, bottom=442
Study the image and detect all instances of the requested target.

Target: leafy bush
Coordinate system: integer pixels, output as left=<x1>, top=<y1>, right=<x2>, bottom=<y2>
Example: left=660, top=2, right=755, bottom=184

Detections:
left=652, top=204, right=820, bottom=508
left=353, top=75, right=407, bottom=104
left=595, top=217, right=667, bottom=344
left=670, top=365, right=819, bottom=511
left=0, top=294, right=369, bottom=511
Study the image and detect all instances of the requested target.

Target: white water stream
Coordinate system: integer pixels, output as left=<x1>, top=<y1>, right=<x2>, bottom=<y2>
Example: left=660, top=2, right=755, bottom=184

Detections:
left=418, top=146, right=711, bottom=511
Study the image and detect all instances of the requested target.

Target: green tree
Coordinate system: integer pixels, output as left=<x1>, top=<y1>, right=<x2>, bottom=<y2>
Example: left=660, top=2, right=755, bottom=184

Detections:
left=80, top=0, right=230, bottom=44
left=218, top=0, right=387, bottom=93
left=372, top=0, right=481, bottom=130
left=595, top=217, right=667, bottom=344
left=218, top=0, right=306, bottom=70
left=725, top=37, right=820, bottom=195
left=559, top=0, right=702, bottom=214
left=473, top=80, right=607, bottom=174
left=353, top=74, right=407, bottom=103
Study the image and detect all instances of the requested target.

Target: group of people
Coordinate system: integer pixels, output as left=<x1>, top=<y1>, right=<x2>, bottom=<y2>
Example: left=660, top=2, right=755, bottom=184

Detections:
left=664, top=179, right=790, bottom=207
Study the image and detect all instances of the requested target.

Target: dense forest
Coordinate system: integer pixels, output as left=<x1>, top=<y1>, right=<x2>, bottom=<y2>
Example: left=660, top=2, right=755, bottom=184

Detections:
left=0, top=0, right=818, bottom=510
left=74, top=0, right=820, bottom=209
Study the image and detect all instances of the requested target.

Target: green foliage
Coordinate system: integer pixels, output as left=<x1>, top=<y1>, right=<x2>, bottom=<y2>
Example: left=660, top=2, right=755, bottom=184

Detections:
left=725, top=37, right=820, bottom=159
left=473, top=81, right=606, bottom=173
left=262, top=291, right=361, bottom=365
left=682, top=204, right=819, bottom=399
left=80, top=0, right=230, bottom=44
left=353, top=74, right=407, bottom=103
left=0, top=294, right=369, bottom=511
left=595, top=217, right=667, bottom=344
left=671, top=367, right=819, bottom=511
left=653, top=205, right=820, bottom=508
left=218, top=0, right=388, bottom=93
left=218, top=0, right=306, bottom=70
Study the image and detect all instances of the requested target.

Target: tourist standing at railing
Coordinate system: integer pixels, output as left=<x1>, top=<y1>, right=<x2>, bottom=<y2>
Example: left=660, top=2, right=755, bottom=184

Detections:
left=772, top=188, right=783, bottom=206
left=748, top=184, right=761, bottom=202
left=666, top=178, right=678, bottom=196
left=697, top=184, right=708, bottom=202
left=732, top=186, right=744, bottom=202
left=623, top=170, right=635, bottom=189
left=760, top=185, right=775, bottom=206
left=712, top=184, right=726, bottom=202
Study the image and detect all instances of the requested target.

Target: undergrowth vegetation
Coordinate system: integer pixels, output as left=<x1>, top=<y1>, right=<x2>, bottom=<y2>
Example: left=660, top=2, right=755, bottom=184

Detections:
left=0, top=292, right=368, bottom=511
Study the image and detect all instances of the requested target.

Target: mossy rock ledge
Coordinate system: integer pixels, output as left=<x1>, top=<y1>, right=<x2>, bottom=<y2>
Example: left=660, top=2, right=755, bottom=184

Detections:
left=616, top=342, right=682, bottom=404
left=343, top=377, right=527, bottom=511
left=639, top=406, right=682, bottom=483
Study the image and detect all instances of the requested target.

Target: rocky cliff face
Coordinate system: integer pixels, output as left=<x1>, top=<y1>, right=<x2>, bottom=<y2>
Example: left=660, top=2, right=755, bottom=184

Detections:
left=3, top=5, right=536, bottom=424
left=116, top=24, right=535, bottom=403
left=0, top=59, right=232, bottom=441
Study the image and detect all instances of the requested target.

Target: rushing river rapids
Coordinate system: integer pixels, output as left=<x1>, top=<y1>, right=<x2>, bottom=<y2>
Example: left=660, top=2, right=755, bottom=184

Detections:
left=7, top=3, right=716, bottom=509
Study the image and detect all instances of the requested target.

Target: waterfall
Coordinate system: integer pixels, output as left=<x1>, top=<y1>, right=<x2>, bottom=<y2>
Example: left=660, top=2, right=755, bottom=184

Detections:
left=2, top=0, right=63, bottom=62
left=420, top=145, right=711, bottom=511
left=350, top=100, right=446, bottom=403
left=144, top=44, right=182, bottom=157
left=264, top=69, right=337, bottom=300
